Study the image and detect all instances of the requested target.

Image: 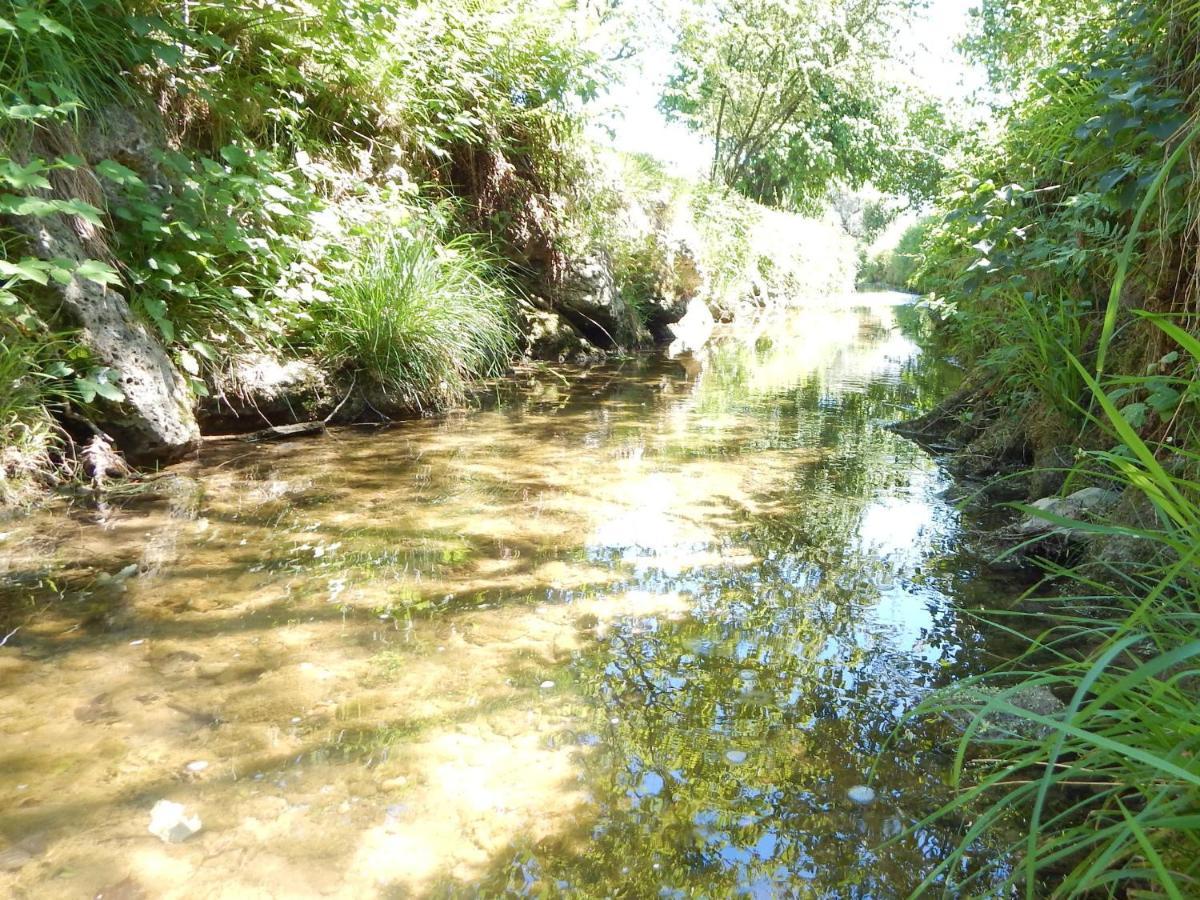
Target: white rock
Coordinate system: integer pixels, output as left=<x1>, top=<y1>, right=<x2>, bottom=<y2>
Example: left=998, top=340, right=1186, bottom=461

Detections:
left=847, top=785, right=876, bottom=806
left=185, top=760, right=209, bottom=773
left=539, top=680, right=555, bottom=690
left=148, top=799, right=202, bottom=843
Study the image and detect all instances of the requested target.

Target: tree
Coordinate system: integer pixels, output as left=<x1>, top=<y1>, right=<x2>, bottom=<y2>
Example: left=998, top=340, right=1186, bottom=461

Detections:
left=660, top=0, right=949, bottom=210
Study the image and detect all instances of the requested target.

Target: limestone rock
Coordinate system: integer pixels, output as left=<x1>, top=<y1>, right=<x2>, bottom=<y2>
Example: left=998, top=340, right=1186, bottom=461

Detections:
left=943, top=684, right=1066, bottom=742
left=667, top=298, right=715, bottom=357
left=519, top=304, right=604, bottom=364
left=1017, top=486, right=1122, bottom=536
left=201, top=352, right=333, bottom=431
left=17, top=215, right=200, bottom=463
left=556, top=251, right=646, bottom=350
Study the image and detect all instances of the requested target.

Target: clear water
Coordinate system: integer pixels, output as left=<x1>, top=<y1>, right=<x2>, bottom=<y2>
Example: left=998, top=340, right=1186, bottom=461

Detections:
left=0, top=294, right=1018, bottom=897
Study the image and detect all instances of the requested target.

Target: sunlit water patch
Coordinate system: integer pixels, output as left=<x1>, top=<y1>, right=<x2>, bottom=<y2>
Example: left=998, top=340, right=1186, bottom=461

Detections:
left=0, top=294, right=1017, bottom=897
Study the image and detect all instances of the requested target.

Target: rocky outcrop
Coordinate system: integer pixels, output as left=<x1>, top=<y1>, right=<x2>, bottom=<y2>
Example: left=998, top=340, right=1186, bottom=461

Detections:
left=201, top=352, right=335, bottom=431
left=637, top=200, right=708, bottom=340
left=18, top=214, right=200, bottom=463
left=518, top=301, right=604, bottom=364
left=555, top=250, right=647, bottom=350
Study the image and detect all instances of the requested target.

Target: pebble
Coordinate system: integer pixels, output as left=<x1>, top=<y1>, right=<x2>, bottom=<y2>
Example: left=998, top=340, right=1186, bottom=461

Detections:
left=185, top=760, right=209, bottom=773
left=148, top=799, right=202, bottom=843
left=539, top=680, right=555, bottom=689
left=847, top=784, right=876, bottom=806
left=725, top=750, right=748, bottom=764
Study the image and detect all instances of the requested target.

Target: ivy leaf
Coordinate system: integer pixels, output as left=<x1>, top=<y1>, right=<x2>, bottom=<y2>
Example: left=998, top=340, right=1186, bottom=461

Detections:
left=93, top=379, right=125, bottom=402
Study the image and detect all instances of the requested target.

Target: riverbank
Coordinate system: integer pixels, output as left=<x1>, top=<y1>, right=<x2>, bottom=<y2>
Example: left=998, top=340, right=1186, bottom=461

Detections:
left=0, top=3, right=860, bottom=509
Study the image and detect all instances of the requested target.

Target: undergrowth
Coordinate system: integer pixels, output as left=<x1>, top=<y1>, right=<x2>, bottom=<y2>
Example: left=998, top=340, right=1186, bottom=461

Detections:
left=315, top=223, right=514, bottom=410
left=898, top=1, right=1200, bottom=895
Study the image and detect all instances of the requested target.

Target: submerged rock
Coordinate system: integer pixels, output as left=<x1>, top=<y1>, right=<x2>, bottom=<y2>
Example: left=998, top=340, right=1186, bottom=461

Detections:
left=148, top=799, right=202, bottom=843
left=847, top=784, right=876, bottom=806
left=942, top=684, right=1066, bottom=743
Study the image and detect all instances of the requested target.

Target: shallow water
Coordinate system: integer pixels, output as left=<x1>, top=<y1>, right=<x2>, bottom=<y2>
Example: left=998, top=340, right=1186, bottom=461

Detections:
left=0, top=294, right=1018, bottom=897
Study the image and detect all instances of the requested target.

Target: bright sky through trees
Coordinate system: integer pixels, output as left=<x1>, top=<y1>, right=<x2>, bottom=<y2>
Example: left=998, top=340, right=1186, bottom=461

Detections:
left=599, top=0, right=982, bottom=176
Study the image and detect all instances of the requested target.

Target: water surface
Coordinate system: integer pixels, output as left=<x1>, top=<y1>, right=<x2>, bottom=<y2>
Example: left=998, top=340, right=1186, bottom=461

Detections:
left=0, top=294, right=1016, bottom=897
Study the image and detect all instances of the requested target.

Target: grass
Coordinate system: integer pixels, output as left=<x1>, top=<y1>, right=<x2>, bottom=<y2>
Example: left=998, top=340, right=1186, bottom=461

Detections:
left=317, top=225, right=515, bottom=411
left=895, top=318, right=1200, bottom=897
left=0, top=328, right=65, bottom=504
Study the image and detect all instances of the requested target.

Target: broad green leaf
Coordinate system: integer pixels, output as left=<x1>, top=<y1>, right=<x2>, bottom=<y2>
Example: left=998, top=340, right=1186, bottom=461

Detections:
left=0, top=158, right=52, bottom=191
left=0, top=257, right=50, bottom=285
left=219, top=145, right=251, bottom=167
left=75, top=259, right=122, bottom=288
left=95, top=159, right=143, bottom=187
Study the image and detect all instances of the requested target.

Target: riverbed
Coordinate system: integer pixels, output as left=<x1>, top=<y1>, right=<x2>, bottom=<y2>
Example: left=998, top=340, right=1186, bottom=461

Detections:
left=0, top=293, right=1017, bottom=897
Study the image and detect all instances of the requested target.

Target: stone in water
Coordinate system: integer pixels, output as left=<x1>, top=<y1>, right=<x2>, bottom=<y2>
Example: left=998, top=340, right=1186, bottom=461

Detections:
left=847, top=785, right=876, bottom=806
left=725, top=750, right=748, bottom=764
left=148, top=799, right=202, bottom=843
left=185, top=760, right=208, bottom=773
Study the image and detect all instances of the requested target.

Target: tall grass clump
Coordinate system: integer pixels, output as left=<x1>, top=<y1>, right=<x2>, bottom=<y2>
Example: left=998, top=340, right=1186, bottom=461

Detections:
left=317, top=226, right=515, bottom=411
left=900, top=318, right=1200, bottom=897
left=0, top=327, right=66, bottom=504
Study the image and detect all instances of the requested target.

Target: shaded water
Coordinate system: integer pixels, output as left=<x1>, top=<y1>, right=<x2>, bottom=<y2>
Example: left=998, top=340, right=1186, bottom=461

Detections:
left=0, top=294, right=1019, bottom=897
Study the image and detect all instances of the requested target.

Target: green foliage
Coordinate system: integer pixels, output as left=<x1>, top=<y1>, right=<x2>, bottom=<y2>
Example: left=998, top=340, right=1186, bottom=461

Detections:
left=860, top=218, right=931, bottom=289
left=915, top=1, right=1193, bottom=428
left=314, top=222, right=515, bottom=410
left=0, top=0, right=599, bottom=441
left=661, top=0, right=950, bottom=210
left=904, top=4, right=1200, bottom=891
left=100, top=143, right=320, bottom=385
left=905, top=321, right=1200, bottom=897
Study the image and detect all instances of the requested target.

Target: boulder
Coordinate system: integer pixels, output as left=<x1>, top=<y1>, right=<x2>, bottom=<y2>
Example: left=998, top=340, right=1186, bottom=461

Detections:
left=943, top=684, right=1066, bottom=742
left=667, top=298, right=715, bottom=357
left=1017, top=486, right=1122, bottom=536
left=18, top=215, right=200, bottom=463
left=638, top=201, right=708, bottom=336
left=555, top=251, right=647, bottom=350
left=518, top=303, right=604, bottom=364
left=201, top=352, right=333, bottom=431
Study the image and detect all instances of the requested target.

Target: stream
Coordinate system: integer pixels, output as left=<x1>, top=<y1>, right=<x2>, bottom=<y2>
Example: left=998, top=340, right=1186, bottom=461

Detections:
left=0, top=293, right=1022, bottom=897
